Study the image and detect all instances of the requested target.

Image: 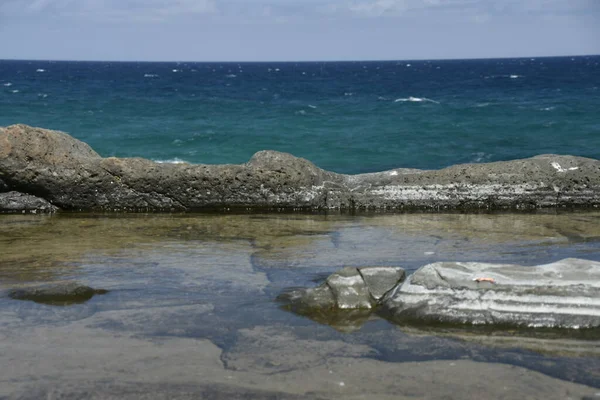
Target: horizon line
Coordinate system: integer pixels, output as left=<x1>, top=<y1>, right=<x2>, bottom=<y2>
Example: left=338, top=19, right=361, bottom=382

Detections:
left=1, top=53, right=599, bottom=64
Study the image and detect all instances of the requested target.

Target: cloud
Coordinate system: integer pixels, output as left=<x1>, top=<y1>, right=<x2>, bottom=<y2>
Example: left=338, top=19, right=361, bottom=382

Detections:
left=1, top=0, right=598, bottom=23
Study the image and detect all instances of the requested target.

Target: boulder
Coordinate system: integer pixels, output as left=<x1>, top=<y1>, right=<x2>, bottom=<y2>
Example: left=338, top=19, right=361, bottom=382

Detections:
left=383, top=258, right=600, bottom=329
left=0, top=191, right=58, bottom=213
left=8, top=283, right=108, bottom=305
left=2, top=124, right=600, bottom=211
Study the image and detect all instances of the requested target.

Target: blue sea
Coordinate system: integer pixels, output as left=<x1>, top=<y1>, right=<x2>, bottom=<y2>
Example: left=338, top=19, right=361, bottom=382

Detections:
left=1, top=56, right=599, bottom=174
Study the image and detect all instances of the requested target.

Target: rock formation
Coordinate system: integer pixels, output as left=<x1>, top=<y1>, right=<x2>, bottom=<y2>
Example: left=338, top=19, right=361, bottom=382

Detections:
left=1, top=124, right=600, bottom=212
left=281, top=259, right=600, bottom=330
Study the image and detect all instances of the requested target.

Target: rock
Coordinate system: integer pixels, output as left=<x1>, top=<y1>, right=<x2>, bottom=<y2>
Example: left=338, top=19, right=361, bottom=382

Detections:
left=383, top=258, right=600, bottom=329
left=8, top=283, right=108, bottom=305
left=2, top=124, right=600, bottom=211
left=359, top=266, right=405, bottom=301
left=0, top=177, right=8, bottom=192
left=0, top=191, right=58, bottom=213
left=279, top=266, right=406, bottom=312
left=327, top=267, right=372, bottom=309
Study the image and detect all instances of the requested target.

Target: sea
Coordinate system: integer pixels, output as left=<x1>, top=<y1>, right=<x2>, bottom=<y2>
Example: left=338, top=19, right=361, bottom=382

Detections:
left=1, top=56, right=599, bottom=174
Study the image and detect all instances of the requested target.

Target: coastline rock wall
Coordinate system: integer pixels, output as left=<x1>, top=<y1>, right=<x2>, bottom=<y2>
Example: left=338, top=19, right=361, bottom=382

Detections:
left=1, top=124, right=600, bottom=212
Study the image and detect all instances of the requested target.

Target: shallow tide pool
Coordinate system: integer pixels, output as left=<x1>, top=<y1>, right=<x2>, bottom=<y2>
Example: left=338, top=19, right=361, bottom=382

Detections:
left=1, top=212, right=600, bottom=399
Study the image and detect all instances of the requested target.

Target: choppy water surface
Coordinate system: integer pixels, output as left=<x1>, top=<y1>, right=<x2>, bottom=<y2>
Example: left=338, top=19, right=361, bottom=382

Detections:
left=1, top=57, right=599, bottom=174
left=1, top=212, right=600, bottom=398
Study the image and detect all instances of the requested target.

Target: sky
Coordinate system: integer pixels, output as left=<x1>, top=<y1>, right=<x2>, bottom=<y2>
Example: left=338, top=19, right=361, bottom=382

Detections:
left=0, top=0, right=599, bottom=61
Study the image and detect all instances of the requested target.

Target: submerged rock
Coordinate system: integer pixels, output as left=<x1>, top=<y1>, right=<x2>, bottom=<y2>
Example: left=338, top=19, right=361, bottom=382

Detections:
left=383, top=258, right=600, bottom=329
left=8, top=283, right=108, bottom=305
left=2, top=124, right=600, bottom=211
left=0, top=191, right=58, bottom=213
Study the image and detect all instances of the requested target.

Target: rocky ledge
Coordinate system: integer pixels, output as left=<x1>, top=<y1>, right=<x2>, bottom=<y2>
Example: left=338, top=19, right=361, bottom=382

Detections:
left=282, top=258, right=600, bottom=330
left=1, top=124, right=600, bottom=213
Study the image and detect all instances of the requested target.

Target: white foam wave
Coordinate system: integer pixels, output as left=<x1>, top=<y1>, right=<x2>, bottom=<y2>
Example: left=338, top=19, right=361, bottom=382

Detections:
left=11, top=90, right=19, bottom=93
left=394, top=96, right=439, bottom=104
left=406, top=63, right=411, bottom=67
left=541, top=106, right=555, bottom=111
left=36, top=69, right=45, bottom=72
left=470, top=152, right=492, bottom=163
left=344, top=92, right=354, bottom=96
left=172, top=69, right=179, bottom=73
left=510, top=74, right=521, bottom=79
left=154, top=158, right=188, bottom=164
left=308, top=105, right=317, bottom=109
left=38, top=93, right=48, bottom=98
left=3, top=82, right=12, bottom=87
left=226, top=74, right=237, bottom=78
left=144, top=74, right=159, bottom=78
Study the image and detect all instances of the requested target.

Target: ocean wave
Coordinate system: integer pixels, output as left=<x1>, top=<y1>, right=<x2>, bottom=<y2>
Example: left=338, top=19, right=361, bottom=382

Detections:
left=344, top=92, right=354, bottom=96
left=470, top=152, right=492, bottom=163
left=541, top=106, right=556, bottom=111
left=394, top=96, right=439, bottom=104
left=38, top=93, right=48, bottom=98
left=11, top=90, right=19, bottom=93
left=36, top=69, right=45, bottom=72
left=154, top=158, right=189, bottom=164
left=144, top=74, right=159, bottom=78
left=3, top=82, right=12, bottom=87
left=308, top=105, right=317, bottom=109
left=226, top=74, right=237, bottom=78
left=172, top=69, right=179, bottom=73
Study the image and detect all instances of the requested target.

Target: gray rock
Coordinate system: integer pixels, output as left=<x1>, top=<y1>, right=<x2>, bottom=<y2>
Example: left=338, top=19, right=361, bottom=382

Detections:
left=359, top=266, right=405, bottom=300
left=280, top=266, right=406, bottom=312
left=2, top=124, right=600, bottom=211
left=0, top=177, right=8, bottom=192
left=327, top=267, right=373, bottom=309
left=8, top=283, right=108, bottom=305
left=383, top=258, right=600, bottom=329
left=0, top=191, right=58, bottom=213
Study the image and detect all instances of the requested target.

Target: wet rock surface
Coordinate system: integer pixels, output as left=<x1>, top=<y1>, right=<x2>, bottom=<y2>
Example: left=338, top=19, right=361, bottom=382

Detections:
left=282, top=258, right=600, bottom=331
left=280, top=266, right=406, bottom=310
left=0, top=191, right=58, bottom=213
left=384, top=258, right=600, bottom=329
left=2, top=124, right=600, bottom=212
left=8, top=283, right=108, bottom=305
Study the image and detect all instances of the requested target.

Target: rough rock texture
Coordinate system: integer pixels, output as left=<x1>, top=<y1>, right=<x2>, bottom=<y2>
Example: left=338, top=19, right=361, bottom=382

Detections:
left=2, top=124, right=600, bottom=212
left=8, top=283, right=108, bottom=305
left=383, top=258, right=600, bottom=329
left=280, top=266, right=406, bottom=311
left=0, top=191, right=58, bottom=213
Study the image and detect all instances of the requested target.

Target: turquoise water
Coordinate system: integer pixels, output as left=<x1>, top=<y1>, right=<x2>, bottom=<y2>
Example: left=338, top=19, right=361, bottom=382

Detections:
left=1, top=56, right=599, bottom=173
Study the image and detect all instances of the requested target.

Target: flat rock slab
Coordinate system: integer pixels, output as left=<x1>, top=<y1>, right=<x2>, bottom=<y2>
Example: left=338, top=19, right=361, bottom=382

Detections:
left=383, top=258, right=600, bottom=329
left=2, top=124, right=600, bottom=211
